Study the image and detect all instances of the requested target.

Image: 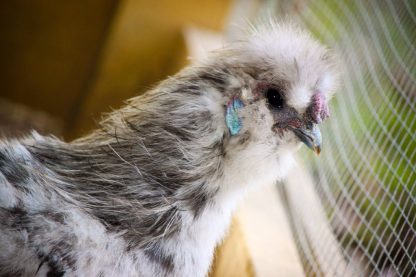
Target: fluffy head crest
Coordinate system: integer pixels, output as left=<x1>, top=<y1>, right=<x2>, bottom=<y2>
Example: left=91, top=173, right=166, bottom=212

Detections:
left=218, top=20, right=340, bottom=113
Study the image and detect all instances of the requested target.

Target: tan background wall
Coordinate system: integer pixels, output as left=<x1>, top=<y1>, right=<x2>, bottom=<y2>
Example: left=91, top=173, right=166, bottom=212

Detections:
left=0, top=0, right=232, bottom=139
left=0, top=0, right=118, bottom=135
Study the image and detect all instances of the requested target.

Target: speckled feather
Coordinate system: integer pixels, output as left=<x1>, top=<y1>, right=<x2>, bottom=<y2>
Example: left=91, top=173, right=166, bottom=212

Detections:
left=0, top=20, right=339, bottom=277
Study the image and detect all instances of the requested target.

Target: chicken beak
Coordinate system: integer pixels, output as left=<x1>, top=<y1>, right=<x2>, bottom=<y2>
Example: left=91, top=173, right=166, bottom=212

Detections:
left=292, top=124, right=322, bottom=155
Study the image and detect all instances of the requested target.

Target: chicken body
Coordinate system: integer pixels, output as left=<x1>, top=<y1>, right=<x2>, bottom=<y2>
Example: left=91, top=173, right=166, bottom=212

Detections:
left=0, top=22, right=338, bottom=276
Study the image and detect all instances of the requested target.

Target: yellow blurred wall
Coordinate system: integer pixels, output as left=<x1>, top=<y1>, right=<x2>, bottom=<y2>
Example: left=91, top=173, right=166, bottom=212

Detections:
left=0, top=0, right=232, bottom=138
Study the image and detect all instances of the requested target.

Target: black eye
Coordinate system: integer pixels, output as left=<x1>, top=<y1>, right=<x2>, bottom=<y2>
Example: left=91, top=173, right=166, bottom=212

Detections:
left=266, top=88, right=284, bottom=109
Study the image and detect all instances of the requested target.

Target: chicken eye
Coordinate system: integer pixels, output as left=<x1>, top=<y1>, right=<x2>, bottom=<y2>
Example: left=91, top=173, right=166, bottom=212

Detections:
left=266, top=88, right=284, bottom=109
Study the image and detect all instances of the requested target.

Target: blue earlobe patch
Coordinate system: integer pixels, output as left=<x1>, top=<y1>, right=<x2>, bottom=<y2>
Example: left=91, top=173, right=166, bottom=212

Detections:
left=226, top=97, right=244, bottom=136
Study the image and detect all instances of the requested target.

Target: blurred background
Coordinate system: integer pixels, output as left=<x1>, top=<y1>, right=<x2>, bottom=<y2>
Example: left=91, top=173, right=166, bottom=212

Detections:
left=0, top=0, right=414, bottom=276
left=0, top=0, right=232, bottom=139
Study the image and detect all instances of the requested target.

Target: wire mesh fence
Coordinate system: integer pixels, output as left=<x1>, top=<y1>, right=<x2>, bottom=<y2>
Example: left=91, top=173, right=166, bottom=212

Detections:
left=263, top=0, right=416, bottom=276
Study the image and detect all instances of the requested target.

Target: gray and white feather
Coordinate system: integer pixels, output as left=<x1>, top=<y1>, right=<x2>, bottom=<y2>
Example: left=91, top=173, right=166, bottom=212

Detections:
left=0, top=21, right=339, bottom=277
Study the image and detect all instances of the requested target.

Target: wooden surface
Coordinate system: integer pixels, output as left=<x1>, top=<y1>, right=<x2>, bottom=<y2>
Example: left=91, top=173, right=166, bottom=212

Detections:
left=69, top=0, right=233, bottom=138
left=0, top=0, right=118, bottom=126
left=210, top=219, right=254, bottom=277
left=0, top=0, right=232, bottom=139
left=236, top=184, right=304, bottom=276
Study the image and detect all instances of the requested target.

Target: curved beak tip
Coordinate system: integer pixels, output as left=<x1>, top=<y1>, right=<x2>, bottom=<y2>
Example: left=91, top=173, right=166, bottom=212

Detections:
left=314, top=145, right=321, bottom=156
left=292, top=124, right=322, bottom=156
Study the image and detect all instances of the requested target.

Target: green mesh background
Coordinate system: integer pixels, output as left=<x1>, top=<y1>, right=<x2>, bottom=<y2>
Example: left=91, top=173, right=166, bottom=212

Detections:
left=263, top=0, right=415, bottom=276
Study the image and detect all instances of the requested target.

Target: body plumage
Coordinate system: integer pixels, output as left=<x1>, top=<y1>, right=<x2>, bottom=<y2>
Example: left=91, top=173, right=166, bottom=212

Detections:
left=0, top=22, right=339, bottom=276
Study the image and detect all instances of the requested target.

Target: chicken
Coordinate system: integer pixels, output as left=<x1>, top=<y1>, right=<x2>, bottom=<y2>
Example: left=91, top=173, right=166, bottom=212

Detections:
left=0, top=21, right=339, bottom=276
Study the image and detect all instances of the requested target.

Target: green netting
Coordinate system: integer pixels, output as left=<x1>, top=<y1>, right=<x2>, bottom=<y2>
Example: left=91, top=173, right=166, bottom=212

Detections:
left=264, top=0, right=416, bottom=276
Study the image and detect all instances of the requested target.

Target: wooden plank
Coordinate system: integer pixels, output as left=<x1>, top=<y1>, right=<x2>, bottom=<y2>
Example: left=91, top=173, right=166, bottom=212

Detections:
left=210, top=219, right=254, bottom=277
left=68, top=0, right=232, bottom=138
left=0, top=0, right=118, bottom=125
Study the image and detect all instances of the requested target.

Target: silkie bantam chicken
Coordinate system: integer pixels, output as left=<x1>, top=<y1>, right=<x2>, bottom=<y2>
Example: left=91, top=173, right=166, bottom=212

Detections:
left=0, top=21, right=339, bottom=276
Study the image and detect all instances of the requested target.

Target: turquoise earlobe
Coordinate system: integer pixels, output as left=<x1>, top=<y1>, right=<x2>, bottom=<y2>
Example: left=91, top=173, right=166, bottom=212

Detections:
left=226, top=97, right=244, bottom=136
